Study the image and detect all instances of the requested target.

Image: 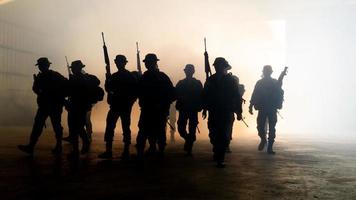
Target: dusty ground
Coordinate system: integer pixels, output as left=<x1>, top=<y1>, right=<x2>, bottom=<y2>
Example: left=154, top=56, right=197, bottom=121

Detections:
left=0, top=128, right=356, bottom=200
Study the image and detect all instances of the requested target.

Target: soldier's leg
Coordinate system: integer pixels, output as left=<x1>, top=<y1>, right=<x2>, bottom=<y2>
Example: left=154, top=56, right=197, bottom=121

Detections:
left=68, top=110, right=80, bottom=156
left=267, top=111, right=278, bottom=154
left=208, top=115, right=218, bottom=161
left=18, top=107, right=49, bottom=154
left=186, top=111, right=198, bottom=154
left=157, top=115, right=168, bottom=155
left=85, top=110, right=93, bottom=142
left=121, top=107, right=132, bottom=159
left=136, top=112, right=148, bottom=159
left=105, top=109, right=120, bottom=149
left=177, top=111, right=189, bottom=140
left=78, top=110, right=90, bottom=154
left=49, top=107, right=64, bottom=154
left=257, top=111, right=268, bottom=151
left=226, top=116, right=235, bottom=153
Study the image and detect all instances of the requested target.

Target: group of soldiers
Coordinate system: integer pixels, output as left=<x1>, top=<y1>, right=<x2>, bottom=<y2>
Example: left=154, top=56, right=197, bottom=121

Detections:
left=18, top=52, right=287, bottom=168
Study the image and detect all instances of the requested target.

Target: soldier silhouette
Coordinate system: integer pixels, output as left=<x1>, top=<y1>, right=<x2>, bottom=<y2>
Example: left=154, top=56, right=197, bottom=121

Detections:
left=202, top=57, right=242, bottom=168
left=168, top=102, right=177, bottom=143
left=18, top=57, right=68, bottom=155
left=98, top=55, right=138, bottom=160
left=66, top=60, right=103, bottom=158
left=249, top=65, right=287, bottom=154
left=135, top=53, right=175, bottom=161
left=176, top=64, right=203, bottom=155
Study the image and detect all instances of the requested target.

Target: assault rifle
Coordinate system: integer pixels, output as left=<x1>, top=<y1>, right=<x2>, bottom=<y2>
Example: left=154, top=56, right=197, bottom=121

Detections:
left=65, top=56, right=71, bottom=77
left=101, top=32, right=111, bottom=78
left=136, top=42, right=142, bottom=75
left=204, top=37, right=212, bottom=80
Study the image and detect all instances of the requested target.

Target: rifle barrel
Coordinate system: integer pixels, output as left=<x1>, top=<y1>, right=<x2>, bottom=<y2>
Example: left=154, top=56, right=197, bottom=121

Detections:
left=101, top=32, right=105, bottom=45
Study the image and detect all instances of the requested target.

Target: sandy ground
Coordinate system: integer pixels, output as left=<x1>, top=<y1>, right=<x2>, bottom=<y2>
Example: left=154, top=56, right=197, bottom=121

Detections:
left=0, top=127, right=356, bottom=200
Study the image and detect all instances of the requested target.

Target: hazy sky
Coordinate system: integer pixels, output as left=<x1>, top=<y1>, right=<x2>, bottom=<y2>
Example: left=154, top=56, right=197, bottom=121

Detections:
left=1, top=0, right=356, bottom=141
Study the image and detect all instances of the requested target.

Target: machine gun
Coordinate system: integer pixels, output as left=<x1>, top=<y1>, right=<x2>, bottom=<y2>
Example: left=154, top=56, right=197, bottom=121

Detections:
left=101, top=32, right=111, bottom=78
left=136, top=42, right=142, bottom=75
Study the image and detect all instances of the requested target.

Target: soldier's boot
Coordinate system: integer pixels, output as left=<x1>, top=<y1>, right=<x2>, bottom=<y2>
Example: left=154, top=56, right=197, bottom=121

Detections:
left=216, top=153, right=226, bottom=168
left=98, top=142, right=113, bottom=159
left=226, top=144, right=232, bottom=153
left=18, top=137, right=38, bottom=155
left=183, top=139, right=189, bottom=152
left=145, top=145, right=157, bottom=156
left=68, top=142, right=80, bottom=159
left=62, top=136, right=71, bottom=143
left=258, top=138, right=267, bottom=151
left=186, top=141, right=193, bottom=156
left=267, top=140, right=276, bottom=155
left=51, top=140, right=62, bottom=155
left=18, top=145, right=34, bottom=155
left=81, top=141, right=90, bottom=155
left=121, top=144, right=130, bottom=160
left=158, top=144, right=165, bottom=159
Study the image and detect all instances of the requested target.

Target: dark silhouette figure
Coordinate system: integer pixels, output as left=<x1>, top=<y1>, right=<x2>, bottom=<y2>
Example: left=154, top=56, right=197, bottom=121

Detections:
left=249, top=65, right=287, bottom=154
left=202, top=57, right=242, bottom=168
left=176, top=64, right=203, bottom=155
left=66, top=60, right=103, bottom=158
left=168, top=102, right=177, bottom=143
left=18, top=57, right=68, bottom=155
left=98, top=55, right=138, bottom=159
left=135, top=53, right=175, bottom=160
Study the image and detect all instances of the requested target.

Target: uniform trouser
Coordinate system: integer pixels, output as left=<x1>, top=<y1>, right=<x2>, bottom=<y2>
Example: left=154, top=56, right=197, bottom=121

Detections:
left=257, top=110, right=277, bottom=143
left=85, top=110, right=93, bottom=135
left=104, top=107, right=132, bottom=144
left=177, top=110, right=198, bottom=142
left=208, top=111, right=234, bottom=163
left=227, top=116, right=235, bottom=144
left=68, top=108, right=89, bottom=152
left=29, top=106, right=63, bottom=147
left=136, top=109, right=167, bottom=154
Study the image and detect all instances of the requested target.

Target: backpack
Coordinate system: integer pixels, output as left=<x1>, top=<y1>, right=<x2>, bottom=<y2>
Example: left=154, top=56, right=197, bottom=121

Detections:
left=90, top=86, right=104, bottom=104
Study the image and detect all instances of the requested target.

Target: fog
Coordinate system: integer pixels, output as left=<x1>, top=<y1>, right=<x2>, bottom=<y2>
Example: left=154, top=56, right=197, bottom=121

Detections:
left=1, top=0, right=356, bottom=142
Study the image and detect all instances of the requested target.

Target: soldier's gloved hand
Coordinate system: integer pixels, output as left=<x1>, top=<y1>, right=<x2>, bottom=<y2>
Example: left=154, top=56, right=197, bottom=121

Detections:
left=249, top=105, right=253, bottom=115
left=236, top=113, right=242, bottom=121
left=202, top=109, right=207, bottom=120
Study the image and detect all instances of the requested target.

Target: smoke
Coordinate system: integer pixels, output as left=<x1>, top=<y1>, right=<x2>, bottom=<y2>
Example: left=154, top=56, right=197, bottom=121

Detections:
left=0, top=0, right=356, bottom=142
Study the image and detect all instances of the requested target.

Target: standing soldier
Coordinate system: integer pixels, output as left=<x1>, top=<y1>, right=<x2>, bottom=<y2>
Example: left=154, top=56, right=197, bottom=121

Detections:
left=136, top=53, right=175, bottom=160
left=18, top=57, right=68, bottom=155
left=98, top=55, right=138, bottom=159
left=67, top=60, right=103, bottom=158
left=203, top=57, right=242, bottom=168
left=249, top=65, right=287, bottom=154
left=176, top=64, right=203, bottom=155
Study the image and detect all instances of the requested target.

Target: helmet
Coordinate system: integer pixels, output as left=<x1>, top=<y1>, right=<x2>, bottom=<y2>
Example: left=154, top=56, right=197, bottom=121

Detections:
left=115, top=55, right=128, bottom=63
left=213, top=57, right=231, bottom=70
left=143, top=53, right=159, bottom=62
left=70, top=60, right=86, bottom=69
left=35, top=57, right=51, bottom=66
